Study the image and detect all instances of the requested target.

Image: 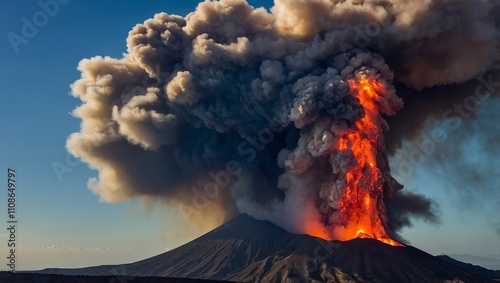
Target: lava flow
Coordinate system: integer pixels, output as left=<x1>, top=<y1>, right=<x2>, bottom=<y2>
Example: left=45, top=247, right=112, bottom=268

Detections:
left=333, top=77, right=401, bottom=246
left=319, top=76, right=403, bottom=247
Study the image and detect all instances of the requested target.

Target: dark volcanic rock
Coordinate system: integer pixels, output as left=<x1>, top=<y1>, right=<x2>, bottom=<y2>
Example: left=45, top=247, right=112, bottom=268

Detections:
left=39, top=214, right=495, bottom=282
left=0, top=271, right=229, bottom=283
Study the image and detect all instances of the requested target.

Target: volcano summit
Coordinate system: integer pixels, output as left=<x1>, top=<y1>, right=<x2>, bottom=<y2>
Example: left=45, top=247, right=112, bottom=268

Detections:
left=40, top=214, right=496, bottom=283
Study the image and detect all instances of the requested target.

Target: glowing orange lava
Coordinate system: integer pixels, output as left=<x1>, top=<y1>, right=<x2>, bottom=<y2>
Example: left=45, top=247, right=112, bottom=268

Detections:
left=310, top=77, right=403, bottom=247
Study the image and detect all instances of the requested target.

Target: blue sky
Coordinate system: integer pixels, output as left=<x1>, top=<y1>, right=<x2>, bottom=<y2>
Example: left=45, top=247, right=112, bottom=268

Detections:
left=1, top=0, right=499, bottom=271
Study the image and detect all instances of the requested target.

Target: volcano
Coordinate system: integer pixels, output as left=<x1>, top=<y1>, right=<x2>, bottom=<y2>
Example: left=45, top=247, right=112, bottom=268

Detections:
left=40, top=214, right=495, bottom=282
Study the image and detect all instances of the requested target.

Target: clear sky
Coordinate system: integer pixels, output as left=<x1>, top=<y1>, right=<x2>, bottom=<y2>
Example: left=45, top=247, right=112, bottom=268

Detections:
left=1, top=0, right=499, bottom=271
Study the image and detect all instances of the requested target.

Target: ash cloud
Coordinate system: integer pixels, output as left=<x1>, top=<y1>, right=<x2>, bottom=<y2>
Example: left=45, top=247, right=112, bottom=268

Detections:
left=385, top=191, right=440, bottom=231
left=68, top=0, right=499, bottom=237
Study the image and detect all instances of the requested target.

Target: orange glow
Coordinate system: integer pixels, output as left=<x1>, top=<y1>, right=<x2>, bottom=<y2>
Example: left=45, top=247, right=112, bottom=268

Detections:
left=304, top=222, right=330, bottom=240
left=305, top=77, right=403, bottom=247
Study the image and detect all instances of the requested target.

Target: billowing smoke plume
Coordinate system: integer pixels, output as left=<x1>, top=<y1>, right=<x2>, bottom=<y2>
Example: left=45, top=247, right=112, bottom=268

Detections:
left=67, top=0, right=499, bottom=240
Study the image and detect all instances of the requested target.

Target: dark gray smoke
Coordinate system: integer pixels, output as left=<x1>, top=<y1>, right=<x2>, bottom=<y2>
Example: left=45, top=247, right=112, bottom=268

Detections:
left=385, top=191, right=440, bottom=239
left=67, top=0, right=499, bottom=239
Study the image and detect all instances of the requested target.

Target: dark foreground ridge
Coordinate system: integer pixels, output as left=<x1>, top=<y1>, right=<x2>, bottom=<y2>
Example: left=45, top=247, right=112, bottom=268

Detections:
left=0, top=271, right=230, bottom=283
left=37, top=214, right=498, bottom=283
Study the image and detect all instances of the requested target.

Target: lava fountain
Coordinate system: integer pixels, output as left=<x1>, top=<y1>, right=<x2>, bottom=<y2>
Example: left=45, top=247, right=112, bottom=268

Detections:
left=310, top=69, right=404, bottom=247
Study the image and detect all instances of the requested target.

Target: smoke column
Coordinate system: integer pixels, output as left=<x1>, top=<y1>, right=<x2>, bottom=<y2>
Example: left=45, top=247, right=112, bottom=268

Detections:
left=67, top=0, right=499, bottom=243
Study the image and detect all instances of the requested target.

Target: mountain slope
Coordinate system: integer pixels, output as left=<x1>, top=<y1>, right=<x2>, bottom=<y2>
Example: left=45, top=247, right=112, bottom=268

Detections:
left=446, top=254, right=500, bottom=271
left=41, top=214, right=495, bottom=283
left=437, top=255, right=500, bottom=280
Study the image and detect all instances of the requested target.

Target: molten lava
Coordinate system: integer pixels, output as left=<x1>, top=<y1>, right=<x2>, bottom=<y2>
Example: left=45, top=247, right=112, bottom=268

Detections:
left=308, top=76, right=403, bottom=247
left=337, top=78, right=401, bottom=246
